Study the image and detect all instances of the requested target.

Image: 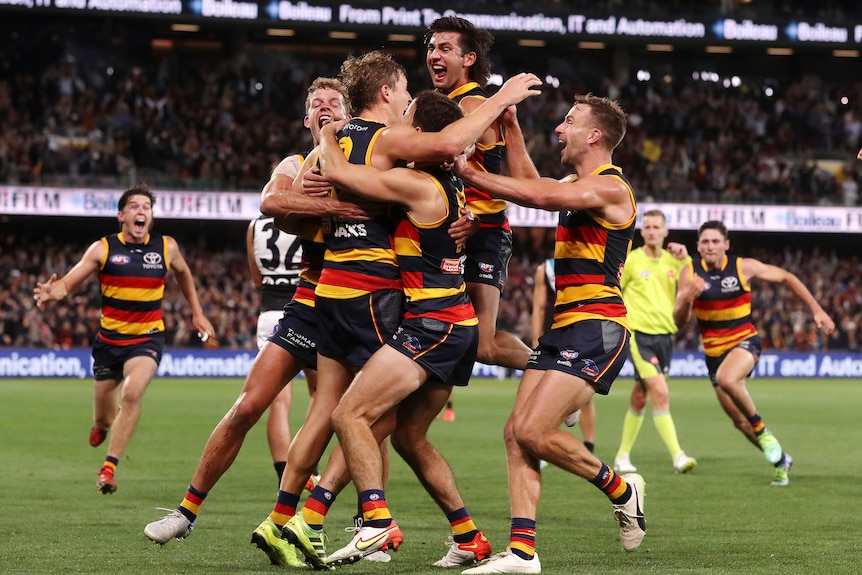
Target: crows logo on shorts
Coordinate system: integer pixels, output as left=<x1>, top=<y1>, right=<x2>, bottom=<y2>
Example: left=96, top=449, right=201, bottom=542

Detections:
left=581, top=359, right=599, bottom=377
left=395, top=327, right=422, bottom=353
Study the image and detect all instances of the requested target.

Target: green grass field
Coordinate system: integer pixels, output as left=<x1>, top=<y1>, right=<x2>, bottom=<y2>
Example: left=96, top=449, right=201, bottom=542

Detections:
left=1, top=376, right=860, bottom=575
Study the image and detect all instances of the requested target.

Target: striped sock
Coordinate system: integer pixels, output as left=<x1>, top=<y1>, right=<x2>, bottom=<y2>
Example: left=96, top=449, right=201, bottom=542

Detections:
left=509, top=518, right=536, bottom=560
left=591, top=463, right=631, bottom=505
left=178, top=485, right=207, bottom=523
left=270, top=490, right=301, bottom=528
left=359, top=489, right=392, bottom=528
left=447, top=507, right=478, bottom=544
left=101, top=455, right=119, bottom=476
left=748, top=413, right=766, bottom=436
left=300, top=485, right=336, bottom=530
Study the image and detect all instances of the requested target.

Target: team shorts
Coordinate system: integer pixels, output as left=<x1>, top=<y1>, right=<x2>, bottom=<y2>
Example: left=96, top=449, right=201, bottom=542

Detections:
left=628, top=332, right=673, bottom=381
left=529, top=320, right=630, bottom=395
left=256, top=309, right=284, bottom=350
left=387, top=316, right=478, bottom=387
left=267, top=301, right=319, bottom=370
left=316, top=290, right=404, bottom=369
left=705, top=335, right=763, bottom=387
left=463, top=227, right=513, bottom=292
left=92, top=334, right=164, bottom=381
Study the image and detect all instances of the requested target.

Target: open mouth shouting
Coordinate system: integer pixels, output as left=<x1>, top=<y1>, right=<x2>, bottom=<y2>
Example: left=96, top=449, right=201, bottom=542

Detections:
left=133, top=216, right=148, bottom=233
left=430, top=65, right=447, bottom=87
left=318, top=112, right=333, bottom=129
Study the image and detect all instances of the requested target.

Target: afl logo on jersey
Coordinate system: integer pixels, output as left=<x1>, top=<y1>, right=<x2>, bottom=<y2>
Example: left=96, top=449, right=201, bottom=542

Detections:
left=110, top=254, right=131, bottom=265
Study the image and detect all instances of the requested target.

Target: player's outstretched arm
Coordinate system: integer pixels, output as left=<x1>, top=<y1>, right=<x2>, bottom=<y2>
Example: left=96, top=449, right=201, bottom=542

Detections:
left=375, top=73, right=543, bottom=166
left=742, top=258, right=835, bottom=335
left=33, top=240, right=104, bottom=308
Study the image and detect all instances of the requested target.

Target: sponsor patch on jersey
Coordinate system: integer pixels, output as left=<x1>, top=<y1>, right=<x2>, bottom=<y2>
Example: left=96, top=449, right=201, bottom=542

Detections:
left=109, top=254, right=131, bottom=265
left=441, top=258, right=462, bottom=274
left=143, top=251, right=165, bottom=270
left=721, top=276, right=739, bottom=292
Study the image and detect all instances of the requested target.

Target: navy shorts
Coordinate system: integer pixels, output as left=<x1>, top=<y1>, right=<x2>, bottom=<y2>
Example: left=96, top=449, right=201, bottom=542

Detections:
left=628, top=332, right=673, bottom=380
left=463, top=227, right=512, bottom=292
left=387, top=317, right=478, bottom=387
left=92, top=334, right=164, bottom=381
left=529, top=320, right=630, bottom=395
left=316, top=290, right=404, bottom=369
left=706, top=335, right=763, bottom=387
left=267, top=300, right=320, bottom=370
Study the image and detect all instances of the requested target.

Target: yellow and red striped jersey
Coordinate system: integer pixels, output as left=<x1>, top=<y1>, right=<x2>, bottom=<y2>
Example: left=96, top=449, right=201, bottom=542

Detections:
left=690, top=254, right=759, bottom=357
left=97, top=233, right=168, bottom=346
left=552, top=165, right=636, bottom=331
left=394, top=167, right=477, bottom=326
left=448, top=82, right=508, bottom=230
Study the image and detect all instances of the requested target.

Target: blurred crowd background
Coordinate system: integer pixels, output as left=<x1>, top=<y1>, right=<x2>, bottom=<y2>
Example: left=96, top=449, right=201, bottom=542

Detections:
left=2, top=0, right=861, bottom=353
left=3, top=225, right=860, bottom=353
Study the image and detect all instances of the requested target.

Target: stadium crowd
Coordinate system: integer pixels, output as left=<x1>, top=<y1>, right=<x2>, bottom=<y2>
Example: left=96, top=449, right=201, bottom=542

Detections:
left=2, top=27, right=862, bottom=206
left=3, top=8, right=861, bottom=355
left=2, top=228, right=860, bottom=353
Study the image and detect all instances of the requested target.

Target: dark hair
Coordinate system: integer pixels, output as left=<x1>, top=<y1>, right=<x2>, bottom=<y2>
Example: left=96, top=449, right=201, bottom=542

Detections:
left=339, top=51, right=406, bottom=114
left=410, top=90, right=463, bottom=132
left=574, top=93, right=627, bottom=151
left=118, top=185, right=155, bottom=211
left=425, top=16, right=495, bottom=87
left=305, top=77, right=351, bottom=115
left=698, top=220, right=728, bottom=239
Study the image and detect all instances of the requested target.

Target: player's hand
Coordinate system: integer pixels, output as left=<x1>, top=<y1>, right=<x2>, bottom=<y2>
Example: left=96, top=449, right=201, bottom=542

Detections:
left=814, top=310, right=835, bottom=335
left=687, top=275, right=706, bottom=299
left=500, top=105, right=518, bottom=129
left=302, top=167, right=332, bottom=198
left=667, top=242, right=689, bottom=260
left=449, top=207, right=479, bottom=244
left=857, top=147, right=862, bottom=161
left=33, top=273, right=58, bottom=308
left=453, top=154, right=471, bottom=180
left=320, top=118, right=348, bottom=139
left=328, top=199, right=373, bottom=221
left=496, top=73, right=542, bottom=107
left=194, top=316, right=217, bottom=347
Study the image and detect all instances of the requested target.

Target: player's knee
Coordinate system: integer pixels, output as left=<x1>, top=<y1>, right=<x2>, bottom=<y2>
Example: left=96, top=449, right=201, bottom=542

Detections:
left=330, top=403, right=352, bottom=436
left=513, top=426, right=544, bottom=458
left=391, top=429, right=421, bottom=462
left=119, top=387, right=146, bottom=408
left=713, top=375, right=736, bottom=395
left=503, top=418, right=518, bottom=446
left=228, top=396, right=267, bottom=431
left=651, top=387, right=670, bottom=407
